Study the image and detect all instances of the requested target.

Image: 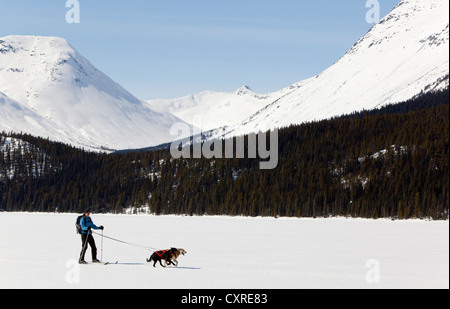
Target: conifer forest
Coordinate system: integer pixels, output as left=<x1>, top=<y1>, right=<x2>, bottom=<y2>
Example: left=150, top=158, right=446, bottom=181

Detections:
left=1, top=89, right=448, bottom=220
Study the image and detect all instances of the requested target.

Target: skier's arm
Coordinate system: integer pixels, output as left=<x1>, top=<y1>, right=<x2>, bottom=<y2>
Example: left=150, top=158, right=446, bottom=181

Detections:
left=90, top=220, right=100, bottom=230
left=80, top=217, right=100, bottom=231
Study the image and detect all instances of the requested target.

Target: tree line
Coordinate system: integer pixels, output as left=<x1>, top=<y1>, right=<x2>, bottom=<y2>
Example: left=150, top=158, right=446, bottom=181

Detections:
left=0, top=89, right=448, bottom=219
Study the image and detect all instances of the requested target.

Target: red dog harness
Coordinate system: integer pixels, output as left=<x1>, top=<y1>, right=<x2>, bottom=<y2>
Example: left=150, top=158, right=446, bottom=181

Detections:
left=155, top=250, right=169, bottom=258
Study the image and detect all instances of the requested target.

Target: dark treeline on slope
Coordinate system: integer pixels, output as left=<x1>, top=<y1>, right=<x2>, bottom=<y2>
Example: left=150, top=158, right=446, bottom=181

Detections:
left=0, top=89, right=448, bottom=219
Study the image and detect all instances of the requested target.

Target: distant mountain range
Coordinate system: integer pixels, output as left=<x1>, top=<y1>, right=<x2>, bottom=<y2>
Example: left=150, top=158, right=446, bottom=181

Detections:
left=1, top=0, right=448, bottom=151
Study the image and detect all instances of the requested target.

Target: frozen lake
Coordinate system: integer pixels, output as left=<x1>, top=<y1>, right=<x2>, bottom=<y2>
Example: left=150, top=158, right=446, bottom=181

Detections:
left=0, top=213, right=448, bottom=289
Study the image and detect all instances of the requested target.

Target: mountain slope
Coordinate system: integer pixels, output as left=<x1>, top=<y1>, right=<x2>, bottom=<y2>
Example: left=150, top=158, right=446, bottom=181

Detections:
left=0, top=90, right=58, bottom=138
left=0, top=35, right=186, bottom=151
left=145, top=0, right=448, bottom=140
left=219, top=0, right=449, bottom=138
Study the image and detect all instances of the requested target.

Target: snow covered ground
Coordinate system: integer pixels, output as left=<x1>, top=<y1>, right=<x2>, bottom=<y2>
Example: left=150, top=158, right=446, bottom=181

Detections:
left=0, top=213, right=448, bottom=289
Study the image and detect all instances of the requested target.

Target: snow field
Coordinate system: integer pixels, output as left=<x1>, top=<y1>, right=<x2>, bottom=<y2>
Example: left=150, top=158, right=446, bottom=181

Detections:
left=0, top=213, right=448, bottom=289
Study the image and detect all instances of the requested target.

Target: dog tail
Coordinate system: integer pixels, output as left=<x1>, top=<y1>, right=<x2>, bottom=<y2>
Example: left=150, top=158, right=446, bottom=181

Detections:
left=146, top=253, right=156, bottom=263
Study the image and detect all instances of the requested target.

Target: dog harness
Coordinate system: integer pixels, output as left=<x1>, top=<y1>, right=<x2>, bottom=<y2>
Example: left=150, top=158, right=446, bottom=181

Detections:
left=155, top=250, right=169, bottom=258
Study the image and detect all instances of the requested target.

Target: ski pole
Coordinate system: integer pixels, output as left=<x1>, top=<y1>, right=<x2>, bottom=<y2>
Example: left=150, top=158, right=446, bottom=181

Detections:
left=79, top=227, right=91, bottom=263
left=101, top=229, right=104, bottom=262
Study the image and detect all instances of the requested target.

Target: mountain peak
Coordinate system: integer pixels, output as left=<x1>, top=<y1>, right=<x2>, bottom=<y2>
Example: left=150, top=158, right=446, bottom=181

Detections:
left=1, top=34, right=69, bottom=42
left=235, top=85, right=254, bottom=96
left=0, top=35, right=74, bottom=53
left=0, top=35, right=187, bottom=151
left=0, top=34, right=101, bottom=100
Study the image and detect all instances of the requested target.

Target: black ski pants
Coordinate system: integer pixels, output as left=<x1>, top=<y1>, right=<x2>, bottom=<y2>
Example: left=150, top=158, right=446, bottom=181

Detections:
left=79, top=233, right=97, bottom=262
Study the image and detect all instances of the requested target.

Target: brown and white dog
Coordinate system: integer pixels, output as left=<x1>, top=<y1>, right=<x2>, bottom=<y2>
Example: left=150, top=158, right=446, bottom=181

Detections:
left=170, top=248, right=187, bottom=267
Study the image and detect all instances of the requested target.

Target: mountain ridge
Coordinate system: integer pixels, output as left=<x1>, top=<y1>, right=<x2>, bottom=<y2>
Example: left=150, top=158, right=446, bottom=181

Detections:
left=146, top=0, right=449, bottom=141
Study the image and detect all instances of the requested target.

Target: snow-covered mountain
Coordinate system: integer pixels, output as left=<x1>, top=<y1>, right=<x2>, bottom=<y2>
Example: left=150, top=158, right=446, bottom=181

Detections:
left=147, top=0, right=449, bottom=140
left=1, top=0, right=448, bottom=151
left=146, top=84, right=302, bottom=132
left=220, top=0, right=449, bottom=138
left=0, top=35, right=187, bottom=151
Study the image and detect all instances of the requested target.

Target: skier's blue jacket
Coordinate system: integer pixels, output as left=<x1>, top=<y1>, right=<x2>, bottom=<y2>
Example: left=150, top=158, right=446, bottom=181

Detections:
left=80, top=216, right=100, bottom=235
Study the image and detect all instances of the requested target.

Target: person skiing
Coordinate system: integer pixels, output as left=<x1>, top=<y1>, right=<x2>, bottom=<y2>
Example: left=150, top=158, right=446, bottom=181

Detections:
left=78, top=209, right=104, bottom=264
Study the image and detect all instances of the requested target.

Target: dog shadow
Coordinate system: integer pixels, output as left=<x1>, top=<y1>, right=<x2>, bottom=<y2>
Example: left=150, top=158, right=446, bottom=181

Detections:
left=115, top=262, right=201, bottom=270
left=166, top=266, right=202, bottom=270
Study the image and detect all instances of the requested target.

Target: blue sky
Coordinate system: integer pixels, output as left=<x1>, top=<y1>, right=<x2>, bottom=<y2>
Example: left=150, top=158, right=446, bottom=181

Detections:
left=0, top=0, right=400, bottom=99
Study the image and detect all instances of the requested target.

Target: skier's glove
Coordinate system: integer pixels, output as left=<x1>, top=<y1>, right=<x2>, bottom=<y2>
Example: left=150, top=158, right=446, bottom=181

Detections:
left=99, top=226, right=104, bottom=230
